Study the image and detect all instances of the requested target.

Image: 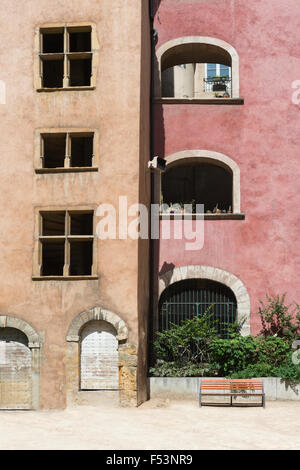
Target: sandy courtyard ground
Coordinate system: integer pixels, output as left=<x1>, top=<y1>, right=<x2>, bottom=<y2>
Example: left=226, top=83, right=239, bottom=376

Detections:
left=0, top=396, right=299, bottom=450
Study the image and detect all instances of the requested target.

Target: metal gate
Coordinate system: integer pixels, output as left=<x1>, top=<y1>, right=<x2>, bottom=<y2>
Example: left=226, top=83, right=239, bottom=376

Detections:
left=0, top=328, right=32, bottom=409
left=80, top=320, right=119, bottom=390
left=159, top=279, right=237, bottom=338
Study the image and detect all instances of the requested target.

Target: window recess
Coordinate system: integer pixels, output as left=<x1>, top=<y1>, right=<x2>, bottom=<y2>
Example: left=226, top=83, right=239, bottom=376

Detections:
left=38, top=25, right=94, bottom=90
left=37, top=132, right=96, bottom=172
left=36, top=210, right=96, bottom=278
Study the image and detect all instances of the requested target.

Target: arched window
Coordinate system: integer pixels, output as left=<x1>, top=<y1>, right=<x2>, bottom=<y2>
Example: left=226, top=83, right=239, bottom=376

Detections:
left=0, top=328, right=32, bottom=409
left=158, top=150, right=241, bottom=214
left=156, top=37, right=240, bottom=99
left=159, top=279, right=237, bottom=338
left=80, top=320, right=119, bottom=390
left=162, top=161, right=233, bottom=213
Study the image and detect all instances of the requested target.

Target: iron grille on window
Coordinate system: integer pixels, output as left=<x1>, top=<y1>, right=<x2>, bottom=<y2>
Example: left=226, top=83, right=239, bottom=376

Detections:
left=159, top=279, right=237, bottom=339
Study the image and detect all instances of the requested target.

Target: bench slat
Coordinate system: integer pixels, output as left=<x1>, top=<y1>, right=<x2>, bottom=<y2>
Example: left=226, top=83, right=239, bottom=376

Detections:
left=199, top=378, right=265, bottom=408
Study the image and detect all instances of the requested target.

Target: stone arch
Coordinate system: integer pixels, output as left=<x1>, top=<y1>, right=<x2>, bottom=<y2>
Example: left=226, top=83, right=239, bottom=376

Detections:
left=66, top=306, right=129, bottom=343
left=0, top=315, right=40, bottom=348
left=155, top=36, right=240, bottom=98
left=159, top=266, right=250, bottom=335
left=163, top=149, right=241, bottom=213
left=66, top=307, right=137, bottom=406
left=0, top=315, right=41, bottom=409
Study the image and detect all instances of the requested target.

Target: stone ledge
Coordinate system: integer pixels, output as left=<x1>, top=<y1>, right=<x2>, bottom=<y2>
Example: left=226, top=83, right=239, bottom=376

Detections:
left=154, top=97, right=244, bottom=105
left=160, top=213, right=245, bottom=220
left=35, top=167, right=98, bottom=174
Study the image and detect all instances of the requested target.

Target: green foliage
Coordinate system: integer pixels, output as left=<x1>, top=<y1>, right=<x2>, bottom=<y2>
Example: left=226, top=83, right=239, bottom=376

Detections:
left=149, top=359, right=216, bottom=378
left=258, top=294, right=300, bottom=341
left=152, top=311, right=218, bottom=365
left=230, top=355, right=300, bottom=382
left=257, top=336, right=290, bottom=366
left=150, top=294, right=300, bottom=380
left=208, top=334, right=258, bottom=376
left=230, top=363, right=277, bottom=379
left=276, top=357, right=300, bottom=382
left=209, top=335, right=290, bottom=376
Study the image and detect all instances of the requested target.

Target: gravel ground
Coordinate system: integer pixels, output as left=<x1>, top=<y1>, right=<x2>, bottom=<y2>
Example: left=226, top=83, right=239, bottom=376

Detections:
left=0, top=398, right=299, bottom=450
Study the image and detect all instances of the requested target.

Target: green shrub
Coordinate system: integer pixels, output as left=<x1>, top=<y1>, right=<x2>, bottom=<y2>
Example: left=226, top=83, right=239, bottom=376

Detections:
left=276, top=354, right=300, bottom=382
left=258, top=294, right=300, bottom=341
left=152, top=313, right=219, bottom=365
left=256, top=336, right=290, bottom=366
left=230, top=363, right=278, bottom=379
left=230, top=357, right=300, bottom=382
left=150, top=294, right=300, bottom=381
left=149, top=359, right=217, bottom=378
left=208, top=335, right=258, bottom=376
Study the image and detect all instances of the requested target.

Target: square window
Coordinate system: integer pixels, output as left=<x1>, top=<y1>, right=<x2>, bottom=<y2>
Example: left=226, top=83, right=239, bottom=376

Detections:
left=38, top=211, right=95, bottom=278
left=42, top=58, right=64, bottom=88
left=70, top=212, right=93, bottom=235
left=38, top=132, right=95, bottom=171
left=42, top=241, right=65, bottom=276
left=41, top=211, right=65, bottom=236
left=69, top=31, right=91, bottom=52
left=69, top=58, right=91, bottom=86
left=42, top=32, right=64, bottom=53
left=70, top=135, right=93, bottom=167
left=70, top=241, right=93, bottom=275
left=43, top=134, right=66, bottom=168
left=38, top=25, right=94, bottom=90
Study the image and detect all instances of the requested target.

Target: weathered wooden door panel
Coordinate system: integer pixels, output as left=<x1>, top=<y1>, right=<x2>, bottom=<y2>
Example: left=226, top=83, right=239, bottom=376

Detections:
left=80, top=321, right=118, bottom=390
left=0, top=328, right=32, bottom=409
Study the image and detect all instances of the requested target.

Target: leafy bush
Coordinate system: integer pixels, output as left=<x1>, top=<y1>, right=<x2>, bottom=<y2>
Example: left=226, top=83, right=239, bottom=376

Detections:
left=230, top=363, right=278, bottom=379
left=276, top=353, right=300, bottom=382
left=152, top=313, right=219, bottom=365
left=258, top=294, right=300, bottom=341
left=150, top=294, right=300, bottom=380
left=257, top=336, right=290, bottom=366
left=149, top=360, right=216, bottom=378
left=208, top=335, right=258, bottom=376
left=230, top=357, right=300, bottom=382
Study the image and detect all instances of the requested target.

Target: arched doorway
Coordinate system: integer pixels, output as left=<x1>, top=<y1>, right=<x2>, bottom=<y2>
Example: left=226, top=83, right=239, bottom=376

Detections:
left=66, top=307, right=138, bottom=406
left=80, top=320, right=119, bottom=390
left=159, top=279, right=237, bottom=338
left=0, top=328, right=32, bottom=409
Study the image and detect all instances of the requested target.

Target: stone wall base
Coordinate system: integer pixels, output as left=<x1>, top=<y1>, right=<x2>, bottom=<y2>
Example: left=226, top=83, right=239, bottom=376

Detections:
left=149, top=377, right=300, bottom=401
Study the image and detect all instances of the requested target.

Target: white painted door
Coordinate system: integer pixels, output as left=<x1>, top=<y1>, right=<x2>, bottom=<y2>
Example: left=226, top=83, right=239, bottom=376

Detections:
left=80, top=320, right=119, bottom=390
left=0, top=328, right=32, bottom=409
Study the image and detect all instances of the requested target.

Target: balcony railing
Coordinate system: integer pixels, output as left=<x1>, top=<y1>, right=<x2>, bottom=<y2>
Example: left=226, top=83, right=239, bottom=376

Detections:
left=203, top=77, right=232, bottom=95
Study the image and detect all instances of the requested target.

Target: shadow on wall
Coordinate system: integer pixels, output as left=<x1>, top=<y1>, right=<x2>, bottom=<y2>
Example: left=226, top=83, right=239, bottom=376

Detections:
left=152, top=0, right=162, bottom=17
left=149, top=0, right=165, bottom=369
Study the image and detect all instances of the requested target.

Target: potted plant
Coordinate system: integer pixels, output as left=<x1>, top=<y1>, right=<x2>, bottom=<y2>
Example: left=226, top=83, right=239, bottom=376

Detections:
left=213, top=204, right=221, bottom=214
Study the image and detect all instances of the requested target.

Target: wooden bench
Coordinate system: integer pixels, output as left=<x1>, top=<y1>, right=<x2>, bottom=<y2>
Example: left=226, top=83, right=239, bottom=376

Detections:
left=199, top=378, right=265, bottom=407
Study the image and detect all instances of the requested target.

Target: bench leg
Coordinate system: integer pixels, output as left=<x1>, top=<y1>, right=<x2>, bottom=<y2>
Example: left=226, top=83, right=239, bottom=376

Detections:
left=199, top=392, right=202, bottom=407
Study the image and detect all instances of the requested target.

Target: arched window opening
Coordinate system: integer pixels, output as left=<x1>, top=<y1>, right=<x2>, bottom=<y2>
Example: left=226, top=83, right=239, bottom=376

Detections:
left=0, top=328, right=32, bottom=409
left=161, top=43, right=232, bottom=98
left=161, top=162, right=233, bottom=213
left=159, top=279, right=237, bottom=338
left=80, top=320, right=119, bottom=391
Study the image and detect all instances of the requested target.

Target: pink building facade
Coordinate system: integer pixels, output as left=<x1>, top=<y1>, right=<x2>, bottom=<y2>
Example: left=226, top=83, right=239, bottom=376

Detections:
left=152, top=0, right=300, bottom=337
